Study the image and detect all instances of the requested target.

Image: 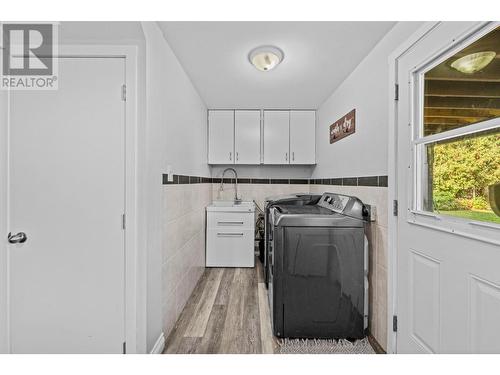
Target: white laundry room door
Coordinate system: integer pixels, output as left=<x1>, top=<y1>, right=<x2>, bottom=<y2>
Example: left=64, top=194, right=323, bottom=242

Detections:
left=395, top=22, right=500, bottom=353
left=6, top=57, right=126, bottom=353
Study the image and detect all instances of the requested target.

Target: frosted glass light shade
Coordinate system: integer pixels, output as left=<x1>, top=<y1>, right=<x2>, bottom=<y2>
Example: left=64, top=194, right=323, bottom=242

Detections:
left=248, top=46, right=284, bottom=71
left=451, top=51, right=496, bottom=74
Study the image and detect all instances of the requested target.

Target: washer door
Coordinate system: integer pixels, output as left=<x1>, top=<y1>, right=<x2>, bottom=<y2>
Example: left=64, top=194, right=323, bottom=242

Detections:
left=283, top=227, right=365, bottom=339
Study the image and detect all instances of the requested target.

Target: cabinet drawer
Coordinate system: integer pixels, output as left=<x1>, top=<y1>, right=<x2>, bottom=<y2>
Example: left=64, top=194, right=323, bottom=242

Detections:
left=207, top=211, right=254, bottom=229
left=206, top=228, right=254, bottom=268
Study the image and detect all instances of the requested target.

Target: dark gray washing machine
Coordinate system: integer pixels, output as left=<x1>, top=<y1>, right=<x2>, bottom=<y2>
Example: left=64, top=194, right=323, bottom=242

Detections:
left=268, top=192, right=369, bottom=339
left=263, top=194, right=321, bottom=288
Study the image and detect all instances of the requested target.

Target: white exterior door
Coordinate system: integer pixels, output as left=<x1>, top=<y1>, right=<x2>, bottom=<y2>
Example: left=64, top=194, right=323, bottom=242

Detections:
left=263, top=110, right=290, bottom=164
left=208, top=110, right=234, bottom=164
left=289, top=110, right=315, bottom=164
left=6, top=57, right=126, bottom=353
left=395, top=22, right=500, bottom=353
left=235, top=110, right=261, bottom=164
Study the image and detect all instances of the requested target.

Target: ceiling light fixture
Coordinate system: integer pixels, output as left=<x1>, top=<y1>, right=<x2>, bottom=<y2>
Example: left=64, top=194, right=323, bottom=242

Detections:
left=451, top=51, right=496, bottom=74
left=248, top=45, right=284, bottom=72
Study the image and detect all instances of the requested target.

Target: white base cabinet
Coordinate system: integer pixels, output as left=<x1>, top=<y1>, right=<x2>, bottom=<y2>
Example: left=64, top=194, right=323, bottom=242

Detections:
left=206, top=206, right=255, bottom=267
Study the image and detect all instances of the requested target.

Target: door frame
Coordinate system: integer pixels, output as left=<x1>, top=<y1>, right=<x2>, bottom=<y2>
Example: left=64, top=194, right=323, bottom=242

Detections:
left=387, top=21, right=494, bottom=353
left=0, top=45, right=142, bottom=353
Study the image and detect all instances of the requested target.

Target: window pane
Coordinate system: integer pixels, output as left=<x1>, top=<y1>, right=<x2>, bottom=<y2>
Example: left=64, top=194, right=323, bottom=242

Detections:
left=421, top=128, right=500, bottom=224
left=423, top=26, right=500, bottom=137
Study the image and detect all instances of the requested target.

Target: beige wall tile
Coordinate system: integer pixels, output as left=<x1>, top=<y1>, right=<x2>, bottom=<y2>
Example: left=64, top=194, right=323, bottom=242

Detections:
left=375, top=265, right=387, bottom=349
left=162, top=183, right=212, bottom=338
left=162, top=290, right=176, bottom=337
left=376, top=225, right=388, bottom=269
left=163, top=216, right=182, bottom=262
left=377, top=298, right=388, bottom=350
left=164, top=185, right=184, bottom=223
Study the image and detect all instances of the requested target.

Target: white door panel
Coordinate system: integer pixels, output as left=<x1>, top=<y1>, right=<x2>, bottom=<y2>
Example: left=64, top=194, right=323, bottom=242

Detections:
left=235, top=110, right=260, bottom=164
left=8, top=57, right=125, bottom=353
left=395, top=22, right=500, bottom=353
left=289, top=110, right=315, bottom=164
left=263, top=110, right=289, bottom=164
left=208, top=110, right=234, bottom=164
left=469, top=275, right=500, bottom=353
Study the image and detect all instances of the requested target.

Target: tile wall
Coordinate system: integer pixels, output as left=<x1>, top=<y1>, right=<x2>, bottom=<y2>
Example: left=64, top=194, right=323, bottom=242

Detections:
left=161, top=181, right=212, bottom=337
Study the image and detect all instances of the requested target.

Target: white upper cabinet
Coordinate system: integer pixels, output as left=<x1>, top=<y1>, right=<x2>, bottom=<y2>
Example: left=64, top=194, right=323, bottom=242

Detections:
left=208, top=110, right=234, bottom=164
left=209, top=109, right=316, bottom=165
left=289, top=110, right=316, bottom=164
left=234, top=110, right=261, bottom=164
left=263, top=111, right=290, bottom=164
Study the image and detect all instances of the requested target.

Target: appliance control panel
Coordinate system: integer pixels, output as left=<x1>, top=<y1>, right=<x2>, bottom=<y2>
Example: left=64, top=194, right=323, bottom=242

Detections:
left=318, top=193, right=351, bottom=213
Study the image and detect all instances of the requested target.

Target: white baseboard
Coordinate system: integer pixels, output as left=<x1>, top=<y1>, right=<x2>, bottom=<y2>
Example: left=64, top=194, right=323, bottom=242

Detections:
left=150, top=332, right=165, bottom=354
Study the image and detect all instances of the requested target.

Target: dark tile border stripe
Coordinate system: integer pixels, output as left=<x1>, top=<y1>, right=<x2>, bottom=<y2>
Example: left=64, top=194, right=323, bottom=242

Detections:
left=331, top=178, right=342, bottom=185
left=378, top=175, right=388, bottom=187
left=251, top=178, right=270, bottom=184
left=162, top=174, right=388, bottom=187
left=178, top=175, right=190, bottom=184
left=358, top=176, right=378, bottom=187
left=289, top=179, right=309, bottom=185
left=342, top=177, right=358, bottom=186
left=270, top=179, right=289, bottom=184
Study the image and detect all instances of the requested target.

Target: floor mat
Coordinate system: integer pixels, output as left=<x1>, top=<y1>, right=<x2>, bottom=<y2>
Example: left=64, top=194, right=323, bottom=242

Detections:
left=278, top=338, right=376, bottom=354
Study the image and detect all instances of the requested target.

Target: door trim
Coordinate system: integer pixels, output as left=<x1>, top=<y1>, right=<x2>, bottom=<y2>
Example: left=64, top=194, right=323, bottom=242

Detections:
left=0, top=44, right=142, bottom=353
left=387, top=21, right=494, bottom=353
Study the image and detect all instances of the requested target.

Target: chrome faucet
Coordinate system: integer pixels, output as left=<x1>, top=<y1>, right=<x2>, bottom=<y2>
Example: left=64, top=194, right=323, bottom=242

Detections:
left=219, top=167, right=241, bottom=203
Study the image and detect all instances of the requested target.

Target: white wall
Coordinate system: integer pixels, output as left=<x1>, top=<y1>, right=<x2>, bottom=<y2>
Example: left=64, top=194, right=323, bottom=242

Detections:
left=144, top=23, right=210, bottom=178
left=142, top=21, right=210, bottom=352
left=59, top=22, right=145, bottom=46
left=312, top=22, right=424, bottom=179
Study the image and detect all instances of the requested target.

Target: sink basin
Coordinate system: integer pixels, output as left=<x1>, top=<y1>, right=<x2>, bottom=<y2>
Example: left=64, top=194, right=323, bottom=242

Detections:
left=207, top=200, right=255, bottom=212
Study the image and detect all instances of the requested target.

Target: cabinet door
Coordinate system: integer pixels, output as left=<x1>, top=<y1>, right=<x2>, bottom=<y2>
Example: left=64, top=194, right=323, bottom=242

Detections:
left=263, top=110, right=290, bottom=164
left=208, top=110, right=234, bottom=164
left=234, top=110, right=261, bottom=164
left=290, top=110, right=316, bottom=164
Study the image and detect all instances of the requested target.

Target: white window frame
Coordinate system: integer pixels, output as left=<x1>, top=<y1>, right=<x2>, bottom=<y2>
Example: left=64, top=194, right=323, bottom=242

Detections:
left=408, top=22, right=500, bottom=246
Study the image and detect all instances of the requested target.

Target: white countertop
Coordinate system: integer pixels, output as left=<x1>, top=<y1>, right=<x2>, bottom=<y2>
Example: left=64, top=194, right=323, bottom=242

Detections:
left=206, top=200, right=255, bottom=213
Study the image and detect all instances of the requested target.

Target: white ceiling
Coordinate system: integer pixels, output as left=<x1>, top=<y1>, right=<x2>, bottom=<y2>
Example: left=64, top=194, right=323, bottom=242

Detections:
left=158, top=22, right=396, bottom=109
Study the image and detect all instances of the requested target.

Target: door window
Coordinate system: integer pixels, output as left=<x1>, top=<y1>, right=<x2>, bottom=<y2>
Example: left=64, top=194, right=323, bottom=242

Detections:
left=416, top=26, right=500, bottom=224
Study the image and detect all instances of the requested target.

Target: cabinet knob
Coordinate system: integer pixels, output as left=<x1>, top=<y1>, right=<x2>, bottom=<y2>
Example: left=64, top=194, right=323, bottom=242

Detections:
left=285, top=153, right=288, bottom=162
left=229, top=152, right=232, bottom=161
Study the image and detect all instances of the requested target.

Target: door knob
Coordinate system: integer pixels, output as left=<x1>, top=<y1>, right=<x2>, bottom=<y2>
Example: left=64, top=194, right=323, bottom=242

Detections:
left=8, top=232, right=27, bottom=244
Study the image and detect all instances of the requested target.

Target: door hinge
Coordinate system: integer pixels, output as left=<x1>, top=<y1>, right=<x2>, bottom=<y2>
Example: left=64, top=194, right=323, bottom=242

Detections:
left=393, top=315, right=398, bottom=332
left=121, top=84, right=127, bottom=101
left=394, top=83, right=399, bottom=101
left=122, top=214, right=126, bottom=230
left=123, top=341, right=126, bottom=354
left=393, top=200, right=398, bottom=216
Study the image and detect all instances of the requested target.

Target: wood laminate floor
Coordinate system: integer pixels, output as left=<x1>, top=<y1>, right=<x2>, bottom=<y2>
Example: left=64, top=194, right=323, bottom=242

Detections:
left=164, top=257, right=279, bottom=354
